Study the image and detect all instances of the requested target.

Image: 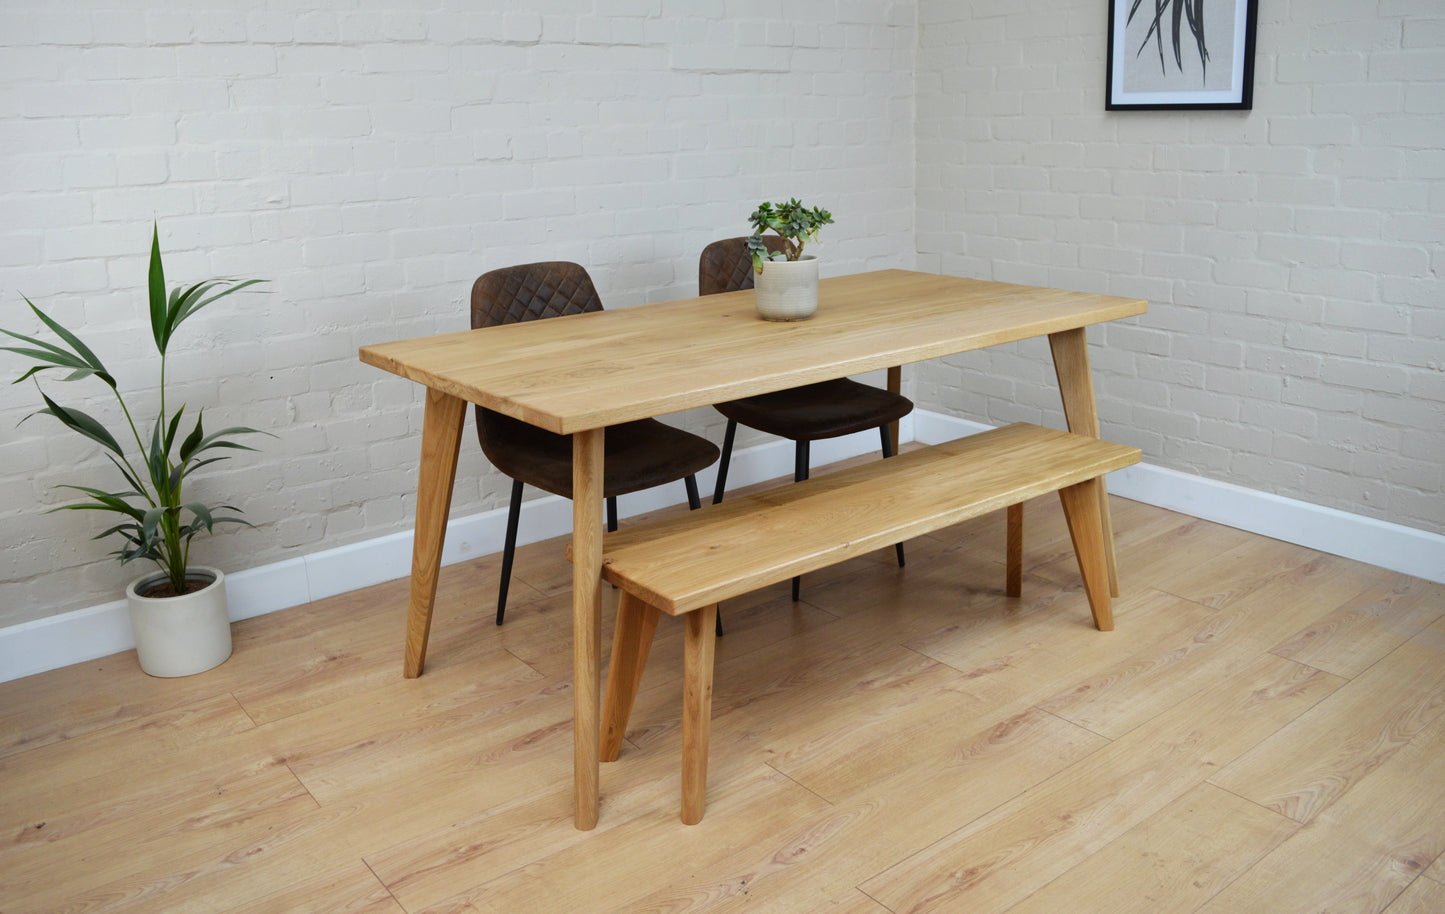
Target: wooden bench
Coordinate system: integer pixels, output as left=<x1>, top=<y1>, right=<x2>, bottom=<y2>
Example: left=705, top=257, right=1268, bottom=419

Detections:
left=589, top=422, right=1141, bottom=823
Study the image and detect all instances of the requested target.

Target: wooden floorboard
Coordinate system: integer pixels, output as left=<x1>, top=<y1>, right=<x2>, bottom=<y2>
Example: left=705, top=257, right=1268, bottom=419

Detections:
left=2, top=480, right=1443, bottom=913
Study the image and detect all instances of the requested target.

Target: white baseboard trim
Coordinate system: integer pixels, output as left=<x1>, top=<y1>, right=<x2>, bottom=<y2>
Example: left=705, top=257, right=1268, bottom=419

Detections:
left=0, top=420, right=908, bottom=684
left=9, top=409, right=1440, bottom=683
left=912, top=411, right=1445, bottom=588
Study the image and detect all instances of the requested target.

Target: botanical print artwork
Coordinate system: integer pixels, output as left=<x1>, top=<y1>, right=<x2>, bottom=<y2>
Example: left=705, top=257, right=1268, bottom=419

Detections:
left=1123, top=0, right=1238, bottom=94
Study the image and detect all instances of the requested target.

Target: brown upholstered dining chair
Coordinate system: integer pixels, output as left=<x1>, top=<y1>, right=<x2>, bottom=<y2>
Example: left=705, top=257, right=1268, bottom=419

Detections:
left=472, top=261, right=720, bottom=625
left=699, top=237, right=914, bottom=600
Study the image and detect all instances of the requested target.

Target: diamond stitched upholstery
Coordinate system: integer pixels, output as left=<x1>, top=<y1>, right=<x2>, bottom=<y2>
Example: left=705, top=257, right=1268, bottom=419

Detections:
left=468, top=261, right=719, bottom=499
left=472, top=261, right=603, bottom=328
left=698, top=236, right=786, bottom=296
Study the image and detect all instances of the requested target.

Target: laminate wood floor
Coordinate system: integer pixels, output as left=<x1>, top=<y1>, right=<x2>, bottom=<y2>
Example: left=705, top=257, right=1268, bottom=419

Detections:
left=3, top=473, right=1443, bottom=913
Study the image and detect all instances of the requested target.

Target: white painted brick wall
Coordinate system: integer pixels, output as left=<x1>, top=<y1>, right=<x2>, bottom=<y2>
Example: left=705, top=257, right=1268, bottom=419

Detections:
left=0, top=0, right=917, bottom=630
left=916, top=0, right=1444, bottom=538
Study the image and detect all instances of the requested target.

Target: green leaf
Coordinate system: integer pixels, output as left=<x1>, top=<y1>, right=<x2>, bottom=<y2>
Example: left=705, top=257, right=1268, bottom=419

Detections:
left=163, top=280, right=216, bottom=348
left=91, top=522, right=144, bottom=544
left=1, top=348, right=90, bottom=383
left=35, top=392, right=126, bottom=457
left=104, top=454, right=147, bottom=499
left=167, top=462, right=186, bottom=495
left=185, top=502, right=214, bottom=532
left=178, top=455, right=230, bottom=477
left=21, top=296, right=116, bottom=388
left=746, top=235, right=770, bottom=273
left=148, top=223, right=167, bottom=354
left=185, top=425, right=267, bottom=464
left=50, top=484, right=147, bottom=521
left=0, top=326, right=74, bottom=359
left=174, top=279, right=268, bottom=339
left=147, top=417, right=169, bottom=492
left=164, top=405, right=186, bottom=454
left=0, top=331, right=114, bottom=389
left=141, top=506, right=166, bottom=545
left=118, top=539, right=158, bottom=564
left=179, top=410, right=206, bottom=463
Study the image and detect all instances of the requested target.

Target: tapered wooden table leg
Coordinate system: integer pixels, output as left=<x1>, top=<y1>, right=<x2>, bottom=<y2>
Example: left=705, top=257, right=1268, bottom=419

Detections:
left=573, top=428, right=605, bottom=830
left=1058, top=478, right=1114, bottom=631
left=1048, top=327, right=1120, bottom=597
left=403, top=389, right=466, bottom=679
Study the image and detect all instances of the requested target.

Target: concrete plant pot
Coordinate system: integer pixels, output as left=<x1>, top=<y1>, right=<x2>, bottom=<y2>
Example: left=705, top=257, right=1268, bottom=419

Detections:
left=753, top=255, right=819, bottom=321
left=125, top=566, right=232, bottom=678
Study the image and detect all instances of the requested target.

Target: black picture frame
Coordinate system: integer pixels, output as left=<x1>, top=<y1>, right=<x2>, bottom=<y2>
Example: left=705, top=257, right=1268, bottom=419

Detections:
left=1106, top=0, right=1259, bottom=110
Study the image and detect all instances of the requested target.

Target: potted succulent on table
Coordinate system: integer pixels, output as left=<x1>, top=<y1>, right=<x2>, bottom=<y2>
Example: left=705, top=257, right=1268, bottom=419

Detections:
left=745, top=198, right=834, bottom=321
left=1, top=225, right=268, bottom=677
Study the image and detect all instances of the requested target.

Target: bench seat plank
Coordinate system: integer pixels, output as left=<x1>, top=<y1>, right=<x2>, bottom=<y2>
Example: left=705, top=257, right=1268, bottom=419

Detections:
left=597, top=422, right=1140, bottom=616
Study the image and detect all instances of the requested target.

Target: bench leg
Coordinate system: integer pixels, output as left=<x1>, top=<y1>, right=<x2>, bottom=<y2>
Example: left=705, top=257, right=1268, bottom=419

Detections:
left=1058, top=478, right=1114, bottom=632
left=682, top=604, right=719, bottom=825
left=601, top=591, right=661, bottom=763
left=1006, top=502, right=1024, bottom=598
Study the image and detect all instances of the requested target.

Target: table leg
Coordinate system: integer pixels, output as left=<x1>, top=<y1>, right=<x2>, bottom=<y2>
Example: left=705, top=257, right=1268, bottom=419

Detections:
left=887, top=365, right=903, bottom=455
left=403, top=389, right=466, bottom=679
left=1058, top=478, right=1114, bottom=632
left=1048, top=327, right=1120, bottom=597
left=573, top=427, right=605, bottom=830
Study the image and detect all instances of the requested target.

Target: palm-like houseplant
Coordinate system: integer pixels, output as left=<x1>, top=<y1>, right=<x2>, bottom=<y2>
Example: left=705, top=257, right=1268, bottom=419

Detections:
left=1, top=225, right=267, bottom=675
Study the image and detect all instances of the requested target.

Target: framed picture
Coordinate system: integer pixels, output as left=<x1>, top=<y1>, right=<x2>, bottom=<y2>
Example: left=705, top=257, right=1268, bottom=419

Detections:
left=1106, top=0, right=1259, bottom=110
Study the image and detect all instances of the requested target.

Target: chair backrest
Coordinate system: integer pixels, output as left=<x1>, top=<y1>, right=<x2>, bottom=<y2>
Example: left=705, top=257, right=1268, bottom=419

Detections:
left=471, top=261, right=603, bottom=330
left=470, top=261, right=604, bottom=454
left=698, top=236, right=788, bottom=296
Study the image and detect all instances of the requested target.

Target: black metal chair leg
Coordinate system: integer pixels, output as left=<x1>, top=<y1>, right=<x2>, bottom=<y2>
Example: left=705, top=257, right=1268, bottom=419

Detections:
left=604, top=496, right=621, bottom=592
left=791, top=440, right=810, bottom=601
left=496, top=478, right=525, bottom=626
left=712, top=420, right=737, bottom=505
left=880, top=426, right=906, bottom=568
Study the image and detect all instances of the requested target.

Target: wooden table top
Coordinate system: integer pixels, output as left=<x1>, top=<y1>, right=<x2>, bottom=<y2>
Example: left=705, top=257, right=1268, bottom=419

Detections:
left=359, top=269, right=1147, bottom=434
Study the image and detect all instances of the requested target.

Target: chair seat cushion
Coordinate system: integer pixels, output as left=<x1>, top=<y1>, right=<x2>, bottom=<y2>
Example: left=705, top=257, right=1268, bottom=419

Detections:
left=714, top=378, right=914, bottom=441
left=478, top=409, right=720, bottom=499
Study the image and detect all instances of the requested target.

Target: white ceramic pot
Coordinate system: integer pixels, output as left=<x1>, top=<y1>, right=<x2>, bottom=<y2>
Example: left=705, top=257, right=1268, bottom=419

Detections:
left=126, top=566, right=232, bottom=678
left=753, top=255, right=819, bottom=321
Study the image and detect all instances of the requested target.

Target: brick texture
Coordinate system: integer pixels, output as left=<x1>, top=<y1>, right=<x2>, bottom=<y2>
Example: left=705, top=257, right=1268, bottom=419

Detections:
left=0, top=0, right=917, bottom=628
left=5, top=0, right=1441, bottom=635
left=916, top=0, right=1444, bottom=538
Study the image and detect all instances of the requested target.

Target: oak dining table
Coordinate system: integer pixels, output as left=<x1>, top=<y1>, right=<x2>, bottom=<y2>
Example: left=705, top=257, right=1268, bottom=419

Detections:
left=359, top=268, right=1147, bottom=830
